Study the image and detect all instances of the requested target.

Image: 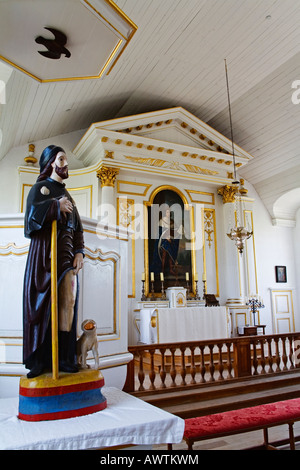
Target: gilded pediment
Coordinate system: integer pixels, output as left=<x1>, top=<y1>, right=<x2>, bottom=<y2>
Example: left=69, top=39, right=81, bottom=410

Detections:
left=117, top=118, right=230, bottom=154
left=73, top=107, right=253, bottom=183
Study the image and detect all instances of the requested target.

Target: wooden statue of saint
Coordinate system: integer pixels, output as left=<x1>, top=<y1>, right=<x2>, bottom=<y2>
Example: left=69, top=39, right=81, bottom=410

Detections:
left=23, top=145, right=85, bottom=378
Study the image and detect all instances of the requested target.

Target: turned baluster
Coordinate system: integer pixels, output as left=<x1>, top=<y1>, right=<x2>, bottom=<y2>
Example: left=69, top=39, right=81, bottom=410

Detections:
left=169, top=347, right=177, bottom=387
left=180, top=346, right=187, bottom=385
left=149, top=349, right=156, bottom=390
left=138, top=351, right=145, bottom=391
left=190, top=346, right=196, bottom=384
left=267, top=338, right=274, bottom=373
left=281, top=336, right=288, bottom=370
left=159, top=347, right=167, bottom=388
left=252, top=340, right=259, bottom=375
left=199, top=345, right=206, bottom=383
left=226, top=342, right=233, bottom=378
left=289, top=337, right=295, bottom=369
left=259, top=339, right=266, bottom=374
left=274, top=338, right=281, bottom=371
left=208, top=344, right=215, bottom=381
left=217, top=343, right=224, bottom=381
left=294, top=337, right=300, bottom=368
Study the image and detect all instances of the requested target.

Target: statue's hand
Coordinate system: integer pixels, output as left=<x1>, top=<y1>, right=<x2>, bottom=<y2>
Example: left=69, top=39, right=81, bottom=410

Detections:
left=73, top=253, right=84, bottom=275
left=59, top=196, right=73, bottom=213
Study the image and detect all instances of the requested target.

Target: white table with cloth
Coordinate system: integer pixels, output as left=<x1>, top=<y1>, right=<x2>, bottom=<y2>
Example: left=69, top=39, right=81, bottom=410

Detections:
left=154, top=306, right=230, bottom=343
left=0, top=386, right=184, bottom=450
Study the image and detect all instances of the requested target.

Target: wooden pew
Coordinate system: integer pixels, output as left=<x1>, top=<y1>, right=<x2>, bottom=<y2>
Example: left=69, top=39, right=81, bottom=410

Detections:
left=168, top=398, right=300, bottom=450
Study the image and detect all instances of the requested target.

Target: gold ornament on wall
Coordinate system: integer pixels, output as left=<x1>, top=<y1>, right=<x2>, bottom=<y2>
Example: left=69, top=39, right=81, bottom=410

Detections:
left=24, top=144, right=37, bottom=165
left=104, top=150, right=114, bottom=159
left=204, top=210, right=214, bottom=248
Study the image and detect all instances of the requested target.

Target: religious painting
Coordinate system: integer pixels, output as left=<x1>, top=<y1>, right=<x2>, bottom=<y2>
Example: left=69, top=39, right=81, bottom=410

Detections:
left=275, top=265, right=287, bottom=283
left=145, top=186, right=195, bottom=295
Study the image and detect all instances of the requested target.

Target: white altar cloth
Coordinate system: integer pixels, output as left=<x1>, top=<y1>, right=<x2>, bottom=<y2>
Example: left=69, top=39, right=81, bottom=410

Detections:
left=156, top=307, right=229, bottom=342
left=0, top=387, right=184, bottom=450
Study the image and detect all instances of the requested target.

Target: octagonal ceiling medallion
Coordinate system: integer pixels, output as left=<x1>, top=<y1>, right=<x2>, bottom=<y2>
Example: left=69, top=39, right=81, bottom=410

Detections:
left=0, top=0, right=137, bottom=82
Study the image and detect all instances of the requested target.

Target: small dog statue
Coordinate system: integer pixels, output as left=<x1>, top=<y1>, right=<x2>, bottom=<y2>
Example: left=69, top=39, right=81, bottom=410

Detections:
left=76, top=319, right=99, bottom=369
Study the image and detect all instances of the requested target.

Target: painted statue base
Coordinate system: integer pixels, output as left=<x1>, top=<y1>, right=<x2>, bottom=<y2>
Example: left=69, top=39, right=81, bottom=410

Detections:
left=18, top=369, right=107, bottom=422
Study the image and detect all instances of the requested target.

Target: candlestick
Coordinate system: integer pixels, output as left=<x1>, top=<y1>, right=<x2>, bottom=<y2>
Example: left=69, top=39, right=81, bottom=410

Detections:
left=186, top=278, right=191, bottom=300
left=150, top=280, right=155, bottom=301
left=149, top=273, right=155, bottom=300
left=202, top=279, right=207, bottom=299
left=141, top=279, right=146, bottom=301
left=161, top=280, right=166, bottom=300
left=246, top=295, right=265, bottom=326
left=195, top=280, right=200, bottom=300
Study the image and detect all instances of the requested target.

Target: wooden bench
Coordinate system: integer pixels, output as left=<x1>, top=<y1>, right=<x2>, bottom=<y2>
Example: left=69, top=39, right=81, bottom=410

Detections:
left=168, top=398, right=300, bottom=450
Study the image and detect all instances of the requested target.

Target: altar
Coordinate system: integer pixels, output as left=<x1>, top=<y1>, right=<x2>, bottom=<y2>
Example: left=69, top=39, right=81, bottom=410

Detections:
left=136, top=306, right=230, bottom=344
left=0, top=387, right=184, bottom=450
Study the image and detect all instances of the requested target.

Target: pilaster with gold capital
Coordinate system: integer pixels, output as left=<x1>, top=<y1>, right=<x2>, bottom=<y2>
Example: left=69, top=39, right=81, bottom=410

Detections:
left=217, top=184, right=238, bottom=204
left=96, top=166, right=119, bottom=225
left=217, top=183, right=245, bottom=303
left=96, top=166, right=119, bottom=187
left=218, top=181, right=256, bottom=311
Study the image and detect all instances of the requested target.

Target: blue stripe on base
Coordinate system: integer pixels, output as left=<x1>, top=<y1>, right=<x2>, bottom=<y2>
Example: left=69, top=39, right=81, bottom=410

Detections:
left=19, top=388, right=106, bottom=416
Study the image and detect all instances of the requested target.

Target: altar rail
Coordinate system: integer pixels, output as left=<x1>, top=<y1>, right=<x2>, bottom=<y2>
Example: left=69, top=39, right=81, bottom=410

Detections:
left=123, top=333, right=300, bottom=393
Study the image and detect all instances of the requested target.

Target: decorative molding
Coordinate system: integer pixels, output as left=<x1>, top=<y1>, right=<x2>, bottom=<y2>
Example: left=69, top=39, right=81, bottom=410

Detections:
left=125, top=156, right=219, bottom=176
left=83, top=245, right=120, bottom=337
left=125, top=156, right=166, bottom=167
left=117, top=180, right=152, bottom=197
left=183, top=164, right=218, bottom=176
left=0, top=242, right=29, bottom=256
left=185, top=190, right=215, bottom=205
left=117, top=197, right=135, bottom=298
left=272, top=218, right=296, bottom=228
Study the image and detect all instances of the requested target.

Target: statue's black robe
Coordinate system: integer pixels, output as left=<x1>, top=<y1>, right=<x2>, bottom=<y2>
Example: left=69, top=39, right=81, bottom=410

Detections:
left=23, top=177, right=84, bottom=370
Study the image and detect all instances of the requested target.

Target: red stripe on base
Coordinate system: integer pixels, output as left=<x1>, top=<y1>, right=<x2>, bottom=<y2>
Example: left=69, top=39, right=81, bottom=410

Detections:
left=18, top=400, right=107, bottom=422
left=20, top=377, right=105, bottom=397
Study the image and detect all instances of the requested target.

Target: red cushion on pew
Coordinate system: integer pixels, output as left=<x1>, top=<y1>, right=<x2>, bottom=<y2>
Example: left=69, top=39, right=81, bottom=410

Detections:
left=184, top=398, right=300, bottom=439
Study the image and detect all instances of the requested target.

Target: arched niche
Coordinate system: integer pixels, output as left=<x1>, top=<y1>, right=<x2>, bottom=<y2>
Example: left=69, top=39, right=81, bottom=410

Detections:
left=272, top=188, right=300, bottom=227
left=143, top=185, right=196, bottom=296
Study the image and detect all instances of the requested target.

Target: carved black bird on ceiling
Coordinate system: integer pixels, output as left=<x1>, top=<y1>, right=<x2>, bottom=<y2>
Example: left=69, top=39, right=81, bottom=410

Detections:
left=35, top=27, right=71, bottom=59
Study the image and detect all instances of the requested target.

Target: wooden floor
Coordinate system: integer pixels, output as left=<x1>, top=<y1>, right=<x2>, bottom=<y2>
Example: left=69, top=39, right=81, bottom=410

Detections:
left=153, top=419, right=300, bottom=451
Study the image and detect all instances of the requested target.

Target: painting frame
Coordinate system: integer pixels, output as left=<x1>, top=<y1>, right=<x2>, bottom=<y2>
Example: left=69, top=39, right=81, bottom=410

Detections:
left=275, top=265, right=287, bottom=283
left=144, top=185, right=196, bottom=297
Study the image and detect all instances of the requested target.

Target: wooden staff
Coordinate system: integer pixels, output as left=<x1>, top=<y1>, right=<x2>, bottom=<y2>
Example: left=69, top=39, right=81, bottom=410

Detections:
left=51, top=219, right=59, bottom=380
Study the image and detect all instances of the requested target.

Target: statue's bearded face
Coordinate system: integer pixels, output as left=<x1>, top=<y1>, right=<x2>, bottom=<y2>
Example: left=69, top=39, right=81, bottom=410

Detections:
left=52, top=152, right=69, bottom=179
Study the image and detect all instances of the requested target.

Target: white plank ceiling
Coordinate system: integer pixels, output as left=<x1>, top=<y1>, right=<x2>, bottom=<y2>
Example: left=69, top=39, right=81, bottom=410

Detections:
left=1, top=0, right=300, bottom=219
